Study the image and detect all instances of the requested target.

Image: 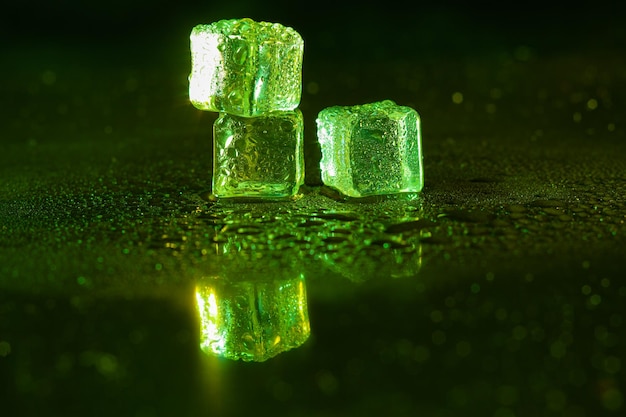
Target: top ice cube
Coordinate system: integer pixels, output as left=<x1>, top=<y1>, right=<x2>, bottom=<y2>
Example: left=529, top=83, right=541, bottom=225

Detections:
left=189, top=18, right=304, bottom=117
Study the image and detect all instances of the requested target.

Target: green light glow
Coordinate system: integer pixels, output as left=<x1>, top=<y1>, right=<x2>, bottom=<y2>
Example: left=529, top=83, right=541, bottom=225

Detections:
left=316, top=100, right=424, bottom=198
left=195, top=274, right=310, bottom=362
left=195, top=289, right=226, bottom=355
left=189, top=18, right=304, bottom=117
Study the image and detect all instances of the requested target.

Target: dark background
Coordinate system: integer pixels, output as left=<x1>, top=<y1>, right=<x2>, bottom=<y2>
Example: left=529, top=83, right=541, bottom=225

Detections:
left=4, top=0, right=625, bottom=61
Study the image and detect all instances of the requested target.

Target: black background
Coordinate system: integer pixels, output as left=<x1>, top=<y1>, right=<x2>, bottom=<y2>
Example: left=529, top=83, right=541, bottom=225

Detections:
left=3, top=0, right=625, bottom=60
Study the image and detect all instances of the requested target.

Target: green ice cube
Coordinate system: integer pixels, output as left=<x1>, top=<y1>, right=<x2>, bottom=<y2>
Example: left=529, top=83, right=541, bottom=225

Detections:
left=195, top=274, right=310, bottom=362
left=189, top=18, right=304, bottom=117
left=212, top=109, right=304, bottom=199
left=316, top=100, right=424, bottom=198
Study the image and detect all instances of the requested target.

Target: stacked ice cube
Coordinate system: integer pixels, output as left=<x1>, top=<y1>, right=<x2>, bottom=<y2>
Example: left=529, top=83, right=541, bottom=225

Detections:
left=189, top=18, right=305, bottom=199
left=190, top=18, right=424, bottom=200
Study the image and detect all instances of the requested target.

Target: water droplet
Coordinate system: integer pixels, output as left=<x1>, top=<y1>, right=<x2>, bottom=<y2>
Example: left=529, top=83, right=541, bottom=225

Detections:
left=231, top=41, right=248, bottom=66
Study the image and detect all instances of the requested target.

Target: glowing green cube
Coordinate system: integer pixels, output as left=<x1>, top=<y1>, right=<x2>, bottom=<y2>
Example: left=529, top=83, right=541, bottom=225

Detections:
left=316, top=100, right=423, bottom=198
left=195, top=274, right=310, bottom=362
left=212, top=109, right=304, bottom=199
left=189, top=18, right=304, bottom=117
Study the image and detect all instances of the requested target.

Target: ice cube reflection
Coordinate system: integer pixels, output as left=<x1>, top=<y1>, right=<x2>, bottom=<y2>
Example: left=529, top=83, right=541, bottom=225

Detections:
left=195, top=266, right=310, bottom=362
left=319, top=234, right=423, bottom=282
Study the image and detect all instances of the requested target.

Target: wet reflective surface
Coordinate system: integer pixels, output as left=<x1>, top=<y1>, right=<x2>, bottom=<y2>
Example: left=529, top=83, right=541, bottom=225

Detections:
left=2, top=3, right=626, bottom=416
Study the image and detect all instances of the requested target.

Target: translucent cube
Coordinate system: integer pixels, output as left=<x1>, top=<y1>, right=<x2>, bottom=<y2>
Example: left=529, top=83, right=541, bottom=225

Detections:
left=189, top=18, right=304, bottom=117
left=195, top=274, right=310, bottom=362
left=212, top=109, right=304, bottom=199
left=316, top=100, right=423, bottom=198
